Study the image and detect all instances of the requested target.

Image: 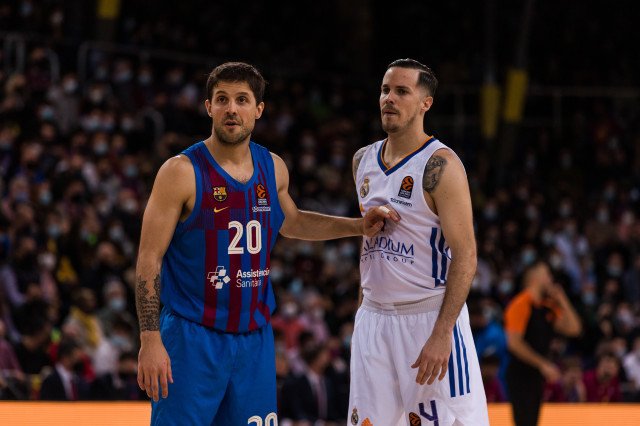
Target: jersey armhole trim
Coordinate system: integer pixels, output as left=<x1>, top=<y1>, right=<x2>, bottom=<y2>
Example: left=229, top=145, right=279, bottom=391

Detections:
left=267, top=152, right=285, bottom=225
left=176, top=152, right=202, bottom=230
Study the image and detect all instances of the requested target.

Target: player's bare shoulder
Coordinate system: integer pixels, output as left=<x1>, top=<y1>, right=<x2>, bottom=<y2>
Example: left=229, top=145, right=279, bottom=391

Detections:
left=352, top=144, right=371, bottom=182
left=153, top=154, right=195, bottom=201
left=422, top=148, right=463, bottom=194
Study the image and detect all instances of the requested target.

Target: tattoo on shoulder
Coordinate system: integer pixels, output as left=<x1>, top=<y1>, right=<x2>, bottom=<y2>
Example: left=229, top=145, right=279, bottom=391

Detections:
left=423, top=155, right=447, bottom=193
left=135, top=274, right=161, bottom=332
left=352, top=146, right=369, bottom=181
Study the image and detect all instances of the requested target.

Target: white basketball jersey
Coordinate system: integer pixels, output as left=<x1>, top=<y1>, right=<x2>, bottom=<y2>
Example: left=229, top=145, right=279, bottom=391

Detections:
left=357, top=136, right=462, bottom=304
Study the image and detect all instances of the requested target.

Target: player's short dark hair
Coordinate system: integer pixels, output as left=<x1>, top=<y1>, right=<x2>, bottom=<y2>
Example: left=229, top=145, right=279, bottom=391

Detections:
left=387, top=58, right=438, bottom=97
left=206, top=62, right=266, bottom=104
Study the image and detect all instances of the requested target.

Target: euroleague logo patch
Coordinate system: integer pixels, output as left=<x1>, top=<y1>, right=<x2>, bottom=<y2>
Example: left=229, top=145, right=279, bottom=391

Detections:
left=409, top=412, right=422, bottom=425
left=398, top=176, right=414, bottom=199
left=256, top=184, right=268, bottom=206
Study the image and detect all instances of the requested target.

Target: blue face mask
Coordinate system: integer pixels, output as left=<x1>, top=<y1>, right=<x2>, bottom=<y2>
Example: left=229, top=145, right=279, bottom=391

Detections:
left=109, top=227, right=124, bottom=242
left=484, top=207, right=498, bottom=221
left=498, top=280, right=514, bottom=295
left=39, top=191, right=52, bottom=205
left=582, top=292, right=596, bottom=306
left=343, top=334, right=352, bottom=348
left=94, top=142, right=109, bottom=156
left=111, top=335, right=132, bottom=351
left=607, top=265, right=623, bottom=277
left=124, top=165, right=138, bottom=179
left=47, top=225, right=61, bottom=239
left=521, top=251, right=536, bottom=266
left=40, top=107, right=54, bottom=121
left=109, top=298, right=126, bottom=312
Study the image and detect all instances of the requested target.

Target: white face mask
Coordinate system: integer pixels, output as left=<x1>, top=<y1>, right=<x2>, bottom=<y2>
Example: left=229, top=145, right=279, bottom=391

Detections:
left=282, top=303, right=297, bottom=318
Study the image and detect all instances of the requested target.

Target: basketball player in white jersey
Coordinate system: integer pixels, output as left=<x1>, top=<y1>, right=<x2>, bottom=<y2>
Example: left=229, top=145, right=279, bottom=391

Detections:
left=348, top=59, right=489, bottom=426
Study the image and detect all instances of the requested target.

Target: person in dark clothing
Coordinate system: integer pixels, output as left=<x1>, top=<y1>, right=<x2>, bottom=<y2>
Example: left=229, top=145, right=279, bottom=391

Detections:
left=12, top=314, right=52, bottom=375
left=89, top=351, right=147, bottom=400
left=39, top=339, right=89, bottom=401
left=504, top=261, right=582, bottom=426
left=282, top=343, right=341, bottom=424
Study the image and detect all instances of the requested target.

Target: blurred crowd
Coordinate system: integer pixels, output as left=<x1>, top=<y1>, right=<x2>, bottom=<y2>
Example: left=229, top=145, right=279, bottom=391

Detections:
left=1, top=1, right=639, bottom=424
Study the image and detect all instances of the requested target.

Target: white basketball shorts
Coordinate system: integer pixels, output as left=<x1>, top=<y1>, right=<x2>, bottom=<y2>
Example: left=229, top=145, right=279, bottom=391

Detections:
left=348, top=295, right=489, bottom=426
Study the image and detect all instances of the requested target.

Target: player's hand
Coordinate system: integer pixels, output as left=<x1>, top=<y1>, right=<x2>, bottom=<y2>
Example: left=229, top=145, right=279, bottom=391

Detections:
left=411, top=331, right=451, bottom=385
left=363, top=205, right=401, bottom=237
left=539, top=360, right=561, bottom=383
left=138, top=332, right=173, bottom=401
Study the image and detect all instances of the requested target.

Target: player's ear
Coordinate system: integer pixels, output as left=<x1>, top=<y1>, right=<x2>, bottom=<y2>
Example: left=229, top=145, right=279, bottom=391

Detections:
left=255, top=102, right=264, bottom=119
left=205, top=99, right=212, bottom=117
left=421, top=96, right=433, bottom=113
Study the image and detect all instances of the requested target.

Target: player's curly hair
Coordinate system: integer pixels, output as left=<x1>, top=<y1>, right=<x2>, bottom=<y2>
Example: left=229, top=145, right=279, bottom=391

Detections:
left=206, top=62, right=266, bottom=104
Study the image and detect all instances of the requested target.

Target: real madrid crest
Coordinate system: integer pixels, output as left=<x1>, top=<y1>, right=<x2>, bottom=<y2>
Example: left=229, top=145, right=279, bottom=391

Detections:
left=351, top=407, right=359, bottom=425
left=360, top=178, right=370, bottom=198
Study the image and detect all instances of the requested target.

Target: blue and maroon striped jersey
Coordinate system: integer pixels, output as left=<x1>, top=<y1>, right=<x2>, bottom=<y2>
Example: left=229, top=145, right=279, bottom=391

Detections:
left=160, top=141, right=284, bottom=333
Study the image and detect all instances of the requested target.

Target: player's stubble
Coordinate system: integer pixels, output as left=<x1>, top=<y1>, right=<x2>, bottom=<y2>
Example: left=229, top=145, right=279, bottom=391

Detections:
left=214, top=114, right=253, bottom=146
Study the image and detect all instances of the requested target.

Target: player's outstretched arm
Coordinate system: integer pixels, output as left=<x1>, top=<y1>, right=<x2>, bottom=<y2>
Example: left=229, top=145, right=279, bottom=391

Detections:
left=412, top=148, right=476, bottom=385
left=136, top=155, right=193, bottom=401
left=272, top=153, right=399, bottom=240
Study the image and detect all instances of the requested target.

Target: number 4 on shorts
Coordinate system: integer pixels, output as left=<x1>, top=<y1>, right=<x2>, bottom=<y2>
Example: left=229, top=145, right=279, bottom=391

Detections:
left=419, top=400, right=439, bottom=425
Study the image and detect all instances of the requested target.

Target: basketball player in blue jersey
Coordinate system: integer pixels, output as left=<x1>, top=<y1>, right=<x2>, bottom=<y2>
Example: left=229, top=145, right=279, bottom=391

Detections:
left=349, top=59, right=489, bottom=425
left=134, top=62, right=399, bottom=426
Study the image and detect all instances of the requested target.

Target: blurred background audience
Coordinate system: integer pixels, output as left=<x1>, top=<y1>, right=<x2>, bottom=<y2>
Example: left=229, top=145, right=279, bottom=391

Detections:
left=0, top=0, right=639, bottom=415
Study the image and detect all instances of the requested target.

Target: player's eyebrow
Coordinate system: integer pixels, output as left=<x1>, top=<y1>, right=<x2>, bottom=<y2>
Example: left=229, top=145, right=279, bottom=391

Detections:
left=381, top=84, right=412, bottom=91
left=214, top=90, right=251, bottom=96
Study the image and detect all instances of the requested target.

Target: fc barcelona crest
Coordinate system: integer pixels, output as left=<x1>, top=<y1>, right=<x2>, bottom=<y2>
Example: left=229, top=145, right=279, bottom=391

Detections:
left=213, top=186, right=227, bottom=202
left=360, top=178, right=370, bottom=198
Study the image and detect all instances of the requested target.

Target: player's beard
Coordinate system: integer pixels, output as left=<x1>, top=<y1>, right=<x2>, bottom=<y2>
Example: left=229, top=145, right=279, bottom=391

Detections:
left=213, top=121, right=252, bottom=145
left=381, top=109, right=419, bottom=134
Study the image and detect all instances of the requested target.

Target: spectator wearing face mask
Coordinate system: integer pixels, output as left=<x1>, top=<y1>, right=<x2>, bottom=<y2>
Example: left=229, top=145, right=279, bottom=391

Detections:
left=271, top=294, right=308, bottom=351
left=97, top=278, right=135, bottom=336
left=39, top=338, right=89, bottom=401
left=299, top=292, right=330, bottom=345
left=93, top=315, right=137, bottom=376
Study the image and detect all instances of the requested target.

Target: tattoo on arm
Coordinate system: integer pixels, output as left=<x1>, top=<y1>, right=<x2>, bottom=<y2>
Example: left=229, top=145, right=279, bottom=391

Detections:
left=352, top=146, right=368, bottom=182
left=136, top=274, right=161, bottom=332
left=423, top=155, right=447, bottom=193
